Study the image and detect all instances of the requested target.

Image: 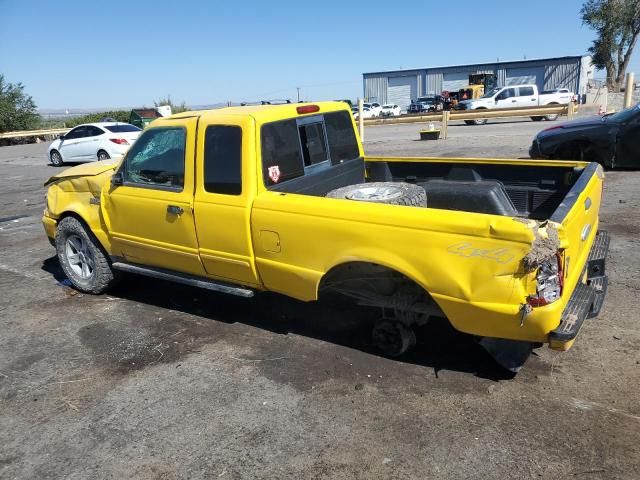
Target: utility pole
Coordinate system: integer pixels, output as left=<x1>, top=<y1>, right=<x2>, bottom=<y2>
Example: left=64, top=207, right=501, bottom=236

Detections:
left=296, top=87, right=301, bottom=102
left=624, top=73, right=635, bottom=109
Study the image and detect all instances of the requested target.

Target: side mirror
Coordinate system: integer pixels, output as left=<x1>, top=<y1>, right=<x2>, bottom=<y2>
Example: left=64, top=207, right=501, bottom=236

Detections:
left=59, top=134, right=65, bottom=140
left=111, top=171, right=123, bottom=186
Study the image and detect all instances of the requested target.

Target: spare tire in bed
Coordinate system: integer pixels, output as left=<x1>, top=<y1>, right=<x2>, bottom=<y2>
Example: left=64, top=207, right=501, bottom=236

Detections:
left=326, top=182, right=427, bottom=207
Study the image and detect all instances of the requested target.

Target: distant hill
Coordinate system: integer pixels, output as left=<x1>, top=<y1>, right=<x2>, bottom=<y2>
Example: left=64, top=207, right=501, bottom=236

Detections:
left=38, top=103, right=229, bottom=119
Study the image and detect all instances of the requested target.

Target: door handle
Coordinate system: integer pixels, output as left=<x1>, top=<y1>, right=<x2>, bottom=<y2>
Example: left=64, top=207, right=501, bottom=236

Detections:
left=511, top=100, right=517, bottom=102
left=167, top=205, right=184, bottom=216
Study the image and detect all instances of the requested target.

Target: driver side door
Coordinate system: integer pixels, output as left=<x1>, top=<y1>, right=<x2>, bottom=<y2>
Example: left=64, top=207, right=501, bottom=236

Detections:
left=102, top=118, right=206, bottom=277
left=495, top=88, right=517, bottom=108
left=616, top=114, right=640, bottom=168
left=59, top=126, right=88, bottom=160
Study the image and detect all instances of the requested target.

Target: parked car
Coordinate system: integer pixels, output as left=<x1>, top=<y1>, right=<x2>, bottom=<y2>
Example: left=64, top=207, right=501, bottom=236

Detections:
left=42, top=101, right=608, bottom=369
left=352, top=106, right=376, bottom=120
left=48, top=123, right=141, bottom=167
left=530, top=103, right=640, bottom=168
left=456, top=85, right=575, bottom=125
left=380, top=104, right=401, bottom=117
left=364, top=102, right=382, bottom=117
left=408, top=96, right=443, bottom=114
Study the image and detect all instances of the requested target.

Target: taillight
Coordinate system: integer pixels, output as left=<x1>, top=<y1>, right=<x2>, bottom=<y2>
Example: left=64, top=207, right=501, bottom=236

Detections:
left=528, top=253, right=563, bottom=307
left=296, top=105, right=320, bottom=114
left=109, top=138, right=129, bottom=145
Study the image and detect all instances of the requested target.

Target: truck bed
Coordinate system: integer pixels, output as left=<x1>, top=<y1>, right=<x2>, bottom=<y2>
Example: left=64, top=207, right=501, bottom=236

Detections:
left=267, top=155, right=583, bottom=221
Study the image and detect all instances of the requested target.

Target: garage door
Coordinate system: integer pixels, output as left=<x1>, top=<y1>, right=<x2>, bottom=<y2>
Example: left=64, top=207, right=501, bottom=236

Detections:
left=442, top=71, right=469, bottom=91
left=387, top=76, right=417, bottom=111
left=506, top=67, right=545, bottom=90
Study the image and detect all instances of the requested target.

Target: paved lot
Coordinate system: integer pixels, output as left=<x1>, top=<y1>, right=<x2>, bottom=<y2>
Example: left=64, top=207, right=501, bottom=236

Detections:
left=1, top=122, right=639, bottom=479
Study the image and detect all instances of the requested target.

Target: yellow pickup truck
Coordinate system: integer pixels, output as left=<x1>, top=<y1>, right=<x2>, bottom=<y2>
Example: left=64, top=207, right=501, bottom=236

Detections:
left=42, top=101, right=608, bottom=369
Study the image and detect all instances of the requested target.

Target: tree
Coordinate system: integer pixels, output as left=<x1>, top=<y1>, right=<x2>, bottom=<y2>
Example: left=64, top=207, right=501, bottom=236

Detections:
left=154, top=95, right=189, bottom=114
left=581, top=0, right=640, bottom=92
left=0, top=74, right=39, bottom=133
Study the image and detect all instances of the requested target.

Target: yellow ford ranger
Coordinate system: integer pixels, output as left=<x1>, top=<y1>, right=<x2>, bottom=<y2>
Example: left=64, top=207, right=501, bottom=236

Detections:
left=42, top=102, right=608, bottom=369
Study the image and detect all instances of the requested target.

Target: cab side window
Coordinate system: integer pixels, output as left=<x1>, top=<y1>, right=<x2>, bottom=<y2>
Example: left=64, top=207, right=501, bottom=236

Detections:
left=87, top=126, right=105, bottom=136
left=204, top=125, right=242, bottom=195
left=519, top=86, right=535, bottom=97
left=123, top=127, right=186, bottom=190
left=65, top=126, right=87, bottom=140
left=497, top=88, right=516, bottom=100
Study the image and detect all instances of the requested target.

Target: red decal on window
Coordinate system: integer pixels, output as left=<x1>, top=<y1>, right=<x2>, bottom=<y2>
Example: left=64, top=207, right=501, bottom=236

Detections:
left=268, top=165, right=281, bottom=183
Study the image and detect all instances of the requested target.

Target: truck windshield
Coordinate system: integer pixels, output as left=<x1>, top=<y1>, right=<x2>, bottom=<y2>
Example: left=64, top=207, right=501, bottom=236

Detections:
left=481, top=87, right=502, bottom=99
left=261, top=110, right=360, bottom=187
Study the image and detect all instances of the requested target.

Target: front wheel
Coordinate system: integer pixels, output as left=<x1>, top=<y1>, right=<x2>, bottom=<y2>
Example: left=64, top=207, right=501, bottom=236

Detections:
left=472, top=109, right=488, bottom=125
left=531, top=116, right=544, bottom=121
left=50, top=150, right=64, bottom=167
left=55, top=216, right=118, bottom=294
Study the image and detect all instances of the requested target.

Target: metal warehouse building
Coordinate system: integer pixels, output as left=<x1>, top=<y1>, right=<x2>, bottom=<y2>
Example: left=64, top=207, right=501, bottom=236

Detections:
left=363, top=55, right=593, bottom=110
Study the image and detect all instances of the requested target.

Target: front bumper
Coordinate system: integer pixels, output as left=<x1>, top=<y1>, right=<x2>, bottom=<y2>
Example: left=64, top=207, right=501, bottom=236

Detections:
left=549, top=230, right=610, bottom=350
left=529, top=139, right=548, bottom=159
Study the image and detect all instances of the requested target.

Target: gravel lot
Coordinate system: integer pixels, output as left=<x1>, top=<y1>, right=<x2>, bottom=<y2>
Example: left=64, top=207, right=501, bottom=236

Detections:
left=1, top=119, right=639, bottom=479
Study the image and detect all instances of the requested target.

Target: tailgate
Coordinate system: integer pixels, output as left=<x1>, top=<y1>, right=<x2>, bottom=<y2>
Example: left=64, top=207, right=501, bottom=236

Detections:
left=550, top=162, right=604, bottom=292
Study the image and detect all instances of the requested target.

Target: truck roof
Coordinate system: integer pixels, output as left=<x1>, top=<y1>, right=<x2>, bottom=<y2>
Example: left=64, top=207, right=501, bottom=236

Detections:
left=169, top=101, right=350, bottom=123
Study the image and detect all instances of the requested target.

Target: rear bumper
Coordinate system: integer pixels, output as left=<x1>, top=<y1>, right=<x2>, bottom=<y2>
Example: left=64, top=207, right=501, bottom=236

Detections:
left=549, top=230, right=610, bottom=350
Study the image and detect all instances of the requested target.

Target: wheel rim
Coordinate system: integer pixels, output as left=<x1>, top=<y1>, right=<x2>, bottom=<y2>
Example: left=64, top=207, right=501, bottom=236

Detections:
left=372, top=321, right=415, bottom=357
left=98, top=152, right=109, bottom=160
left=51, top=152, right=61, bottom=164
left=346, top=186, right=404, bottom=202
left=65, top=234, right=94, bottom=279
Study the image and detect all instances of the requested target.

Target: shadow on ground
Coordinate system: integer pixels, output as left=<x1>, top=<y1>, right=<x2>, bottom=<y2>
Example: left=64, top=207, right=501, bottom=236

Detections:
left=42, top=256, right=516, bottom=382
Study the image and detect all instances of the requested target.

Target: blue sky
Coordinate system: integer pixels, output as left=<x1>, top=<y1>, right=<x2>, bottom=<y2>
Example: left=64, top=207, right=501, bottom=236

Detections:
left=1, top=0, right=638, bottom=109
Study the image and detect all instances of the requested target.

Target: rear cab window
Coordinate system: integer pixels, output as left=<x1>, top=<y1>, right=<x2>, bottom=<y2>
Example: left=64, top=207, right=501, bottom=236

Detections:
left=261, top=110, right=360, bottom=187
left=105, top=124, right=142, bottom=133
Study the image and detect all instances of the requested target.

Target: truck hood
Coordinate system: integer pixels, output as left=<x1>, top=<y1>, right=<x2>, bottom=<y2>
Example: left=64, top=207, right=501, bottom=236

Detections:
left=459, top=99, right=490, bottom=108
left=44, top=160, right=119, bottom=187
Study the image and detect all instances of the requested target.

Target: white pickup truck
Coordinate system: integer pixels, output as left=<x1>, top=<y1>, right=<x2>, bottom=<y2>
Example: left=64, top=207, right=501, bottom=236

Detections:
left=456, top=85, right=575, bottom=125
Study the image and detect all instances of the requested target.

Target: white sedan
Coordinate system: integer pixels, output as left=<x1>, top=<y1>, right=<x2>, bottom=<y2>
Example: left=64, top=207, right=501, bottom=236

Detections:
left=351, top=107, right=376, bottom=120
left=364, top=102, right=382, bottom=117
left=48, top=122, right=141, bottom=167
left=380, top=104, right=401, bottom=117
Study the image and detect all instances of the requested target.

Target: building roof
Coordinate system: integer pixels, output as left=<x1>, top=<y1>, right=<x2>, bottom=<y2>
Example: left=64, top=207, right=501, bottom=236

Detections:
left=363, top=55, right=590, bottom=76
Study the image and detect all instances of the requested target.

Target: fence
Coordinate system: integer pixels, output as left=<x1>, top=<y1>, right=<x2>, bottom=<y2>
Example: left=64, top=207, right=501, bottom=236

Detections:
left=357, top=104, right=575, bottom=140
left=0, top=128, right=69, bottom=140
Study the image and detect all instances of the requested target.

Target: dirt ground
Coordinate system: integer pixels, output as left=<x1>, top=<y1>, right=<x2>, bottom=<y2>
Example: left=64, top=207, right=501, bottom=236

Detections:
left=1, top=119, right=639, bottom=479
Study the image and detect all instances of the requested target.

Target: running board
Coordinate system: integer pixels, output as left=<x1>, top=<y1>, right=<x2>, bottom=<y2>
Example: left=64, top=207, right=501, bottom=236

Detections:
left=111, top=262, right=254, bottom=298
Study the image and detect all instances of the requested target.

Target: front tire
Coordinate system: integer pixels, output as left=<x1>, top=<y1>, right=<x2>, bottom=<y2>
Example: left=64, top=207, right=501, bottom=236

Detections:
left=473, top=108, right=488, bottom=125
left=97, top=150, right=110, bottom=161
left=531, top=116, right=544, bottom=121
left=50, top=150, right=64, bottom=167
left=55, top=217, right=117, bottom=294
